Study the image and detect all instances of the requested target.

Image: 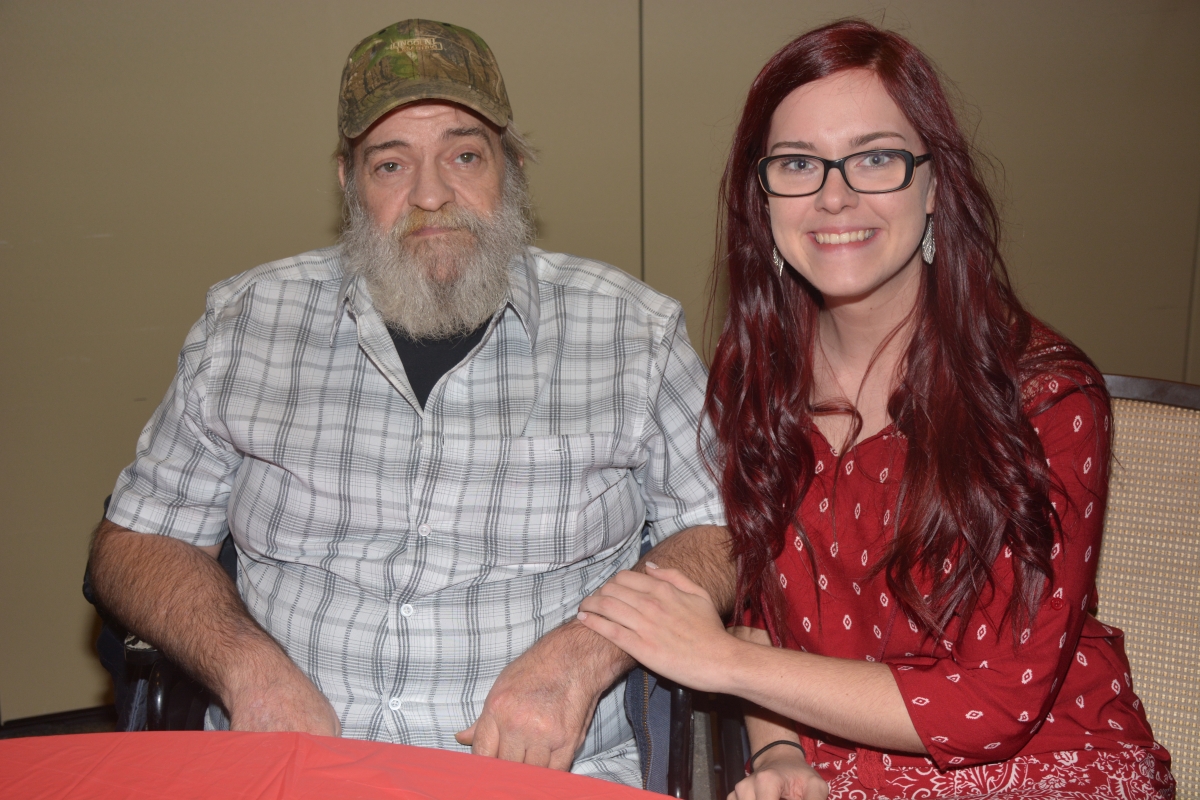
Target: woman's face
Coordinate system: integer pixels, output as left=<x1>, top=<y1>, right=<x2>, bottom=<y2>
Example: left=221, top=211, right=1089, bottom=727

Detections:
left=766, top=69, right=936, bottom=310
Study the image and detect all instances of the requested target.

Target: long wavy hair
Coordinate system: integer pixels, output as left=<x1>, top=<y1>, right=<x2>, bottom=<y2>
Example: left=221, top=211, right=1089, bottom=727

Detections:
left=705, top=19, right=1103, bottom=644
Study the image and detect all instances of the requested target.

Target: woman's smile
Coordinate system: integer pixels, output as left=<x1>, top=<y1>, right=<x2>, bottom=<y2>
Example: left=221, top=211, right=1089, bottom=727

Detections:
left=812, top=228, right=878, bottom=245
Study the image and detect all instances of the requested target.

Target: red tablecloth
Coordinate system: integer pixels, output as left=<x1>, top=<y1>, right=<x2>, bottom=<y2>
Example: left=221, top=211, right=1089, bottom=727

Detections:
left=0, top=731, right=658, bottom=799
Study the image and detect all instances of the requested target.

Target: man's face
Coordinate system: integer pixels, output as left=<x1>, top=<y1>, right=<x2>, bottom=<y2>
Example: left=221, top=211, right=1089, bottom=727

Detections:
left=339, top=102, right=507, bottom=283
left=338, top=101, right=532, bottom=339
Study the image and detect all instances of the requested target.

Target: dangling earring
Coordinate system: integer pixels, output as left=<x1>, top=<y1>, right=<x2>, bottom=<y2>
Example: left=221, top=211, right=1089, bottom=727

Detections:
left=921, top=217, right=936, bottom=265
left=772, top=246, right=786, bottom=277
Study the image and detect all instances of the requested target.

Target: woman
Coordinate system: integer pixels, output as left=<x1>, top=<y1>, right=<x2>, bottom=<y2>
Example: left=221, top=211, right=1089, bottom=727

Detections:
left=578, top=19, right=1174, bottom=800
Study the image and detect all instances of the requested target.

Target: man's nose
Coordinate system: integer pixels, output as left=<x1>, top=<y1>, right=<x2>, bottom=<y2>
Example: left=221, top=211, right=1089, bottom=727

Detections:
left=407, top=159, right=455, bottom=212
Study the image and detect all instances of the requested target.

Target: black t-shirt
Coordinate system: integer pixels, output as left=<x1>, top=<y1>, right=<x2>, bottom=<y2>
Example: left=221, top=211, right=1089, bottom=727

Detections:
left=387, top=323, right=489, bottom=409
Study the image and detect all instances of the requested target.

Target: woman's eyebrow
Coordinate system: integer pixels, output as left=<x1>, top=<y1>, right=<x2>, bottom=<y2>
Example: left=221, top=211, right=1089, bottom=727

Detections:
left=768, top=131, right=907, bottom=154
left=769, top=140, right=816, bottom=153
left=848, top=130, right=907, bottom=148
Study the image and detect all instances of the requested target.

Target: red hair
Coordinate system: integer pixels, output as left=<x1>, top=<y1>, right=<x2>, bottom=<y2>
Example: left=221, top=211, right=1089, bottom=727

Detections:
left=704, top=19, right=1106, bottom=643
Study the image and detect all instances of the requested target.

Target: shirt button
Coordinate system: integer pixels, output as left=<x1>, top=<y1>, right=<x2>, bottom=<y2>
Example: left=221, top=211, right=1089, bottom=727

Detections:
left=417, top=524, right=432, bottom=537
left=401, top=604, right=414, bottom=617
left=1051, top=597, right=1064, bottom=610
left=387, top=697, right=402, bottom=711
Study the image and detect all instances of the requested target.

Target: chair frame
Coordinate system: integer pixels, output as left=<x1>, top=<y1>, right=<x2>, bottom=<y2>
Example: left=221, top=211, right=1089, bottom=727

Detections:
left=1104, top=373, right=1200, bottom=409
left=1097, top=372, right=1199, bottom=797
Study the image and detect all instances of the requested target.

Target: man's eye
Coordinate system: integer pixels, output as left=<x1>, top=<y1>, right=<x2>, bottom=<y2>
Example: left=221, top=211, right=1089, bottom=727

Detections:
left=455, top=152, right=480, bottom=165
left=378, top=162, right=401, bottom=173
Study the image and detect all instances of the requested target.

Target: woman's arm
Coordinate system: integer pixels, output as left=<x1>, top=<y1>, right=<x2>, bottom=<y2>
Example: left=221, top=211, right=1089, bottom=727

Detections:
left=733, top=628, right=924, bottom=753
left=577, top=567, right=924, bottom=753
left=735, top=668, right=829, bottom=800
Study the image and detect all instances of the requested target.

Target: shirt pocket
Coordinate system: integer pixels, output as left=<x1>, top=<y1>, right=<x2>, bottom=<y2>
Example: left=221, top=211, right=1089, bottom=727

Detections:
left=428, top=432, right=640, bottom=569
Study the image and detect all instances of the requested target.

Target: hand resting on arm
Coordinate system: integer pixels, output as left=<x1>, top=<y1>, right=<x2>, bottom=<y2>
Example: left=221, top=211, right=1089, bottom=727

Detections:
left=577, top=564, right=924, bottom=755
left=89, top=519, right=340, bottom=736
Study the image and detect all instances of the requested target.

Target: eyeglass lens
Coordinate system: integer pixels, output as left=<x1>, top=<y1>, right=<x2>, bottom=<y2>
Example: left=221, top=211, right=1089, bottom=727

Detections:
left=764, top=150, right=910, bottom=195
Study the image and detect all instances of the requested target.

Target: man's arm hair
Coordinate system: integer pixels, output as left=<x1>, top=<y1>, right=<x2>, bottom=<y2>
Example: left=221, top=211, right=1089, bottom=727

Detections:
left=88, top=519, right=339, bottom=734
left=562, top=523, right=736, bottom=684
left=550, top=523, right=736, bottom=687
left=636, top=524, right=734, bottom=614
left=594, top=522, right=736, bottom=680
left=89, top=519, right=276, bottom=696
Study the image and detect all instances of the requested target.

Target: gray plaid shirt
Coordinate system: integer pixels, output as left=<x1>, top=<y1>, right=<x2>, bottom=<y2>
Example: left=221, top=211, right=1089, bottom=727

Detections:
left=107, top=245, right=723, bottom=783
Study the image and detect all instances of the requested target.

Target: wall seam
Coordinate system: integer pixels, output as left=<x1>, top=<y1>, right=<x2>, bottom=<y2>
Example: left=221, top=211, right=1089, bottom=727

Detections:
left=1184, top=187, right=1200, bottom=382
left=638, top=0, right=646, bottom=282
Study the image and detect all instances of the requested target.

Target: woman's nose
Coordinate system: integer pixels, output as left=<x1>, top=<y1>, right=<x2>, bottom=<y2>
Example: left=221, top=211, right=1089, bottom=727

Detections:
left=815, top=166, right=859, bottom=213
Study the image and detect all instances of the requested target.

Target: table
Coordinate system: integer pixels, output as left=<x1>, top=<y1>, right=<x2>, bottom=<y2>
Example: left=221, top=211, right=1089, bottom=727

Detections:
left=0, top=731, right=659, bottom=799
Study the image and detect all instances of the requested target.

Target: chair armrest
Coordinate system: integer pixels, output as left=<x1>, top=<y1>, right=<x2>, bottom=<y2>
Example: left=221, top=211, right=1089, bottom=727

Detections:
left=667, top=683, right=694, bottom=798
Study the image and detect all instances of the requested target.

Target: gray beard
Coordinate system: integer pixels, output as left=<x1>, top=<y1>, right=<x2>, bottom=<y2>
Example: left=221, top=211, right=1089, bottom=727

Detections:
left=340, top=164, right=534, bottom=339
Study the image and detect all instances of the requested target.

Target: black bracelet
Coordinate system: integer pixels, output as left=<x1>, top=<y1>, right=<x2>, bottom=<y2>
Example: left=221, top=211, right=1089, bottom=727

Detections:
left=745, top=739, right=806, bottom=774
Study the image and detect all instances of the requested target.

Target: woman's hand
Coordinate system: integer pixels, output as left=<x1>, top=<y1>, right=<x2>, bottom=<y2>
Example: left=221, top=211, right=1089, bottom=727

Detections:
left=732, top=748, right=829, bottom=800
left=576, top=564, right=740, bottom=693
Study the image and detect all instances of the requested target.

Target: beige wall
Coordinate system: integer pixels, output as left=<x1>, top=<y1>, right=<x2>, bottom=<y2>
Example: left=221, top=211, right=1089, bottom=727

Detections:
left=1, top=1, right=1198, bottom=721
left=644, top=1, right=1200, bottom=371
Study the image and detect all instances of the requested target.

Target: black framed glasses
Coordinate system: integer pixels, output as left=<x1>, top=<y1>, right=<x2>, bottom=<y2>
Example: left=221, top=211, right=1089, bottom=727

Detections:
left=757, top=149, right=932, bottom=197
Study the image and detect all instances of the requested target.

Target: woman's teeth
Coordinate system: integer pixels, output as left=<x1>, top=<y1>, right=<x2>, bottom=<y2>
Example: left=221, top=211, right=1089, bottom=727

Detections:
left=814, top=229, right=876, bottom=245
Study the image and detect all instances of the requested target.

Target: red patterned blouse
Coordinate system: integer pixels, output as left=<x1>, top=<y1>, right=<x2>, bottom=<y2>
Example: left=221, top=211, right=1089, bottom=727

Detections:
left=771, top=354, right=1174, bottom=798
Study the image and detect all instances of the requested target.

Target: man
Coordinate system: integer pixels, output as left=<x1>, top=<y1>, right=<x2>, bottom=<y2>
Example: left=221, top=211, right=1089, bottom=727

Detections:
left=89, top=19, right=729, bottom=786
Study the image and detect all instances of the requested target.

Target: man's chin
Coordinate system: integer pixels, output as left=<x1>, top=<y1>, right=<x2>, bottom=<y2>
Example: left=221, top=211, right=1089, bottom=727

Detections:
left=401, top=240, right=474, bottom=284
left=402, top=228, right=475, bottom=251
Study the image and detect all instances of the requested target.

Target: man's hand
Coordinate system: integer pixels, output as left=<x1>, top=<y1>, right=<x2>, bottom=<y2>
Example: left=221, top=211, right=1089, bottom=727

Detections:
left=90, top=520, right=341, bottom=737
left=455, top=620, right=628, bottom=769
left=456, top=525, right=732, bottom=770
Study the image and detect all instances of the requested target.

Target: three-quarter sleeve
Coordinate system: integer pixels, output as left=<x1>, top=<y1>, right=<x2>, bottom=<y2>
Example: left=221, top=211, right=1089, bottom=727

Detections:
left=890, top=380, right=1109, bottom=768
left=637, top=308, right=726, bottom=544
left=106, top=303, right=242, bottom=546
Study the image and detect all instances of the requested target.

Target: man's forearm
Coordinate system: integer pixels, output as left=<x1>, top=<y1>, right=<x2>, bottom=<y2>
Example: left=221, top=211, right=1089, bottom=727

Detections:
left=635, top=524, right=735, bottom=615
left=462, top=524, right=735, bottom=765
left=567, top=524, right=735, bottom=679
left=543, top=525, right=736, bottom=689
left=88, top=519, right=291, bottom=702
left=560, top=524, right=734, bottom=683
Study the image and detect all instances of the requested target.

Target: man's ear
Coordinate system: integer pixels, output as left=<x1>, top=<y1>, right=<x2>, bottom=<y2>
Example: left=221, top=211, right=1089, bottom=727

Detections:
left=337, top=156, right=347, bottom=190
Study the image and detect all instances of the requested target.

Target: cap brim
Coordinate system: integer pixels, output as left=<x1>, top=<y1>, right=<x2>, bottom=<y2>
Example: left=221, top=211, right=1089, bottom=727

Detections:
left=341, top=80, right=510, bottom=139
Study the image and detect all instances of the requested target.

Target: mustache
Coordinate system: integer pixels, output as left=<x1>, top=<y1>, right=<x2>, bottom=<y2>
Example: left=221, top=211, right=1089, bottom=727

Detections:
left=394, top=205, right=486, bottom=240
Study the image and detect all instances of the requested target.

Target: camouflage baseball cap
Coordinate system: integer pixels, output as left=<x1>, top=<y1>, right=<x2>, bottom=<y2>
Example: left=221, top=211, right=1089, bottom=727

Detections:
left=338, top=19, right=512, bottom=139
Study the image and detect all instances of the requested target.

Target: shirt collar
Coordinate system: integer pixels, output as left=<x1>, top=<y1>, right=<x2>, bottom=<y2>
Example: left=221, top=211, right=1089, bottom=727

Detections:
left=503, top=247, right=541, bottom=350
left=331, top=266, right=366, bottom=345
left=331, top=246, right=541, bottom=349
